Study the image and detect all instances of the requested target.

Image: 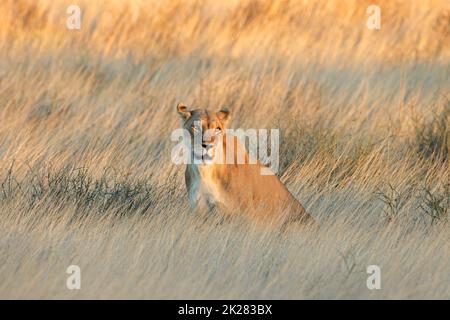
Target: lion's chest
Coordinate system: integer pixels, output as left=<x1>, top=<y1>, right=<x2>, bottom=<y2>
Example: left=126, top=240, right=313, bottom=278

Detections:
left=186, top=165, right=226, bottom=209
left=197, top=168, right=224, bottom=204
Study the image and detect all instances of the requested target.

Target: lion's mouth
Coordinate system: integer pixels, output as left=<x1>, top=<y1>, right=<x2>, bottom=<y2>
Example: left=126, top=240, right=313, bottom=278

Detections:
left=193, top=146, right=215, bottom=163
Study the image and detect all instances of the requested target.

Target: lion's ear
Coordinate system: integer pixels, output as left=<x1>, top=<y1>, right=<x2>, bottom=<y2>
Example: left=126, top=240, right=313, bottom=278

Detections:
left=217, top=108, right=230, bottom=124
left=177, top=102, right=191, bottom=120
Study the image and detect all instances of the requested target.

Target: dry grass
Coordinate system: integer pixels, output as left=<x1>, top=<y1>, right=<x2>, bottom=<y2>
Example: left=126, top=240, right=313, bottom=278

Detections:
left=0, top=0, right=449, bottom=299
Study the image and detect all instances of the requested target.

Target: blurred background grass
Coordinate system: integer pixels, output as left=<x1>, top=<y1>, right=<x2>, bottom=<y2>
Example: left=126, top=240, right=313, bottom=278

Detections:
left=0, top=0, right=449, bottom=299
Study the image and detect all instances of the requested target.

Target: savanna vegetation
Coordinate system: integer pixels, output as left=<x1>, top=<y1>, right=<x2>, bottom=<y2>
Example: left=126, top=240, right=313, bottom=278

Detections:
left=0, top=0, right=449, bottom=299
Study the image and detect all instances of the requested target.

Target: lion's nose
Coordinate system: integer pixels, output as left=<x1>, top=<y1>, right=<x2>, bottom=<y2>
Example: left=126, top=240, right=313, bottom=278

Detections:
left=202, top=143, right=208, bottom=149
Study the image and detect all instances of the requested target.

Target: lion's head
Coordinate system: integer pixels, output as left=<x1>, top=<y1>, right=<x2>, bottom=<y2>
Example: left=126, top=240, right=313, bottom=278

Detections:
left=176, top=102, right=230, bottom=164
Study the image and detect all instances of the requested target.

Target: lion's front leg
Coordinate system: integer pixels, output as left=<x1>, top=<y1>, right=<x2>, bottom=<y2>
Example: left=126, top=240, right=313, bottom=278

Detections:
left=187, top=180, right=200, bottom=211
left=189, top=186, right=218, bottom=214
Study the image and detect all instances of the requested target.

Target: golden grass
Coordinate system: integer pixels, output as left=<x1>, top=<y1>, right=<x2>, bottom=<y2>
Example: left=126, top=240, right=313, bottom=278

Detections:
left=0, top=0, right=449, bottom=299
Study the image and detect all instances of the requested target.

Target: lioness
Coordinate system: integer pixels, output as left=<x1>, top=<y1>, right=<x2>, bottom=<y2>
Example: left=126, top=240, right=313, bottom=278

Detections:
left=176, top=102, right=314, bottom=227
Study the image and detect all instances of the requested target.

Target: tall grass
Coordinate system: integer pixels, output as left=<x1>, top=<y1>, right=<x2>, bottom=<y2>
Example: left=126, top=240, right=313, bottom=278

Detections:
left=0, top=0, right=449, bottom=299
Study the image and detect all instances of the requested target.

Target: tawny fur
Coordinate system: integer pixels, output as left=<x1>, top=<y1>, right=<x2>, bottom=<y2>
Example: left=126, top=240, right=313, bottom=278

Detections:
left=177, top=103, right=314, bottom=227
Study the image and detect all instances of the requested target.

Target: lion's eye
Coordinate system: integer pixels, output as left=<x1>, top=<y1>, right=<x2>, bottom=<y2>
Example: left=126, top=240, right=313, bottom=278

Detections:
left=216, top=127, right=221, bottom=131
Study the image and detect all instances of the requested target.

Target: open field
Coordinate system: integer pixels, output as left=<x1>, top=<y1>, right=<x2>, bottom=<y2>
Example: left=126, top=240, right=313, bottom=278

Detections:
left=0, top=0, right=449, bottom=299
